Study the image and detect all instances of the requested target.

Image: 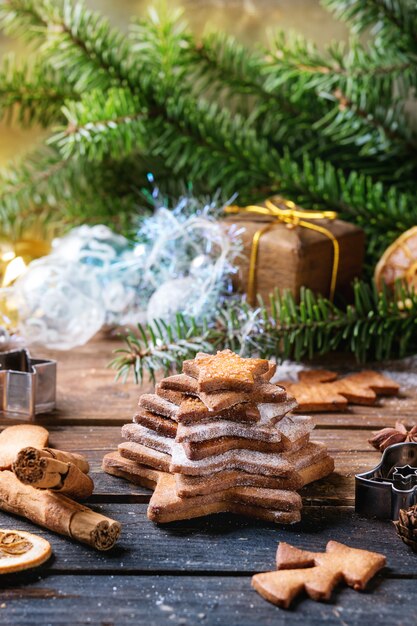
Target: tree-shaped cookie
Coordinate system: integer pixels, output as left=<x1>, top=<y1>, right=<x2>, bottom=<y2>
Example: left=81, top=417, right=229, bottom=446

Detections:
left=277, top=370, right=399, bottom=412
left=252, top=541, right=386, bottom=608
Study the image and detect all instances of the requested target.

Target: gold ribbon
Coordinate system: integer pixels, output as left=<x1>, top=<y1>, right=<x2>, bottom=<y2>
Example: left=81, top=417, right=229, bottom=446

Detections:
left=225, top=197, right=340, bottom=306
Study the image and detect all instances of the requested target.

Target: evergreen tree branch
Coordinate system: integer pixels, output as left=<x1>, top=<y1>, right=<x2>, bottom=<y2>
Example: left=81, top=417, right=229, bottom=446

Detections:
left=194, top=30, right=417, bottom=182
left=0, top=148, right=151, bottom=236
left=50, top=88, right=146, bottom=161
left=323, top=0, right=417, bottom=57
left=112, top=281, right=417, bottom=384
left=0, top=0, right=134, bottom=90
left=0, top=54, right=77, bottom=126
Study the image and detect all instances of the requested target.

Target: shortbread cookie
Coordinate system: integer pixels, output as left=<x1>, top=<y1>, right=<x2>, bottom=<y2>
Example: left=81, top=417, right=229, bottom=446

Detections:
left=170, top=442, right=293, bottom=476
left=278, top=414, right=315, bottom=444
left=278, top=369, right=399, bottom=412
left=103, top=451, right=159, bottom=490
left=125, top=417, right=312, bottom=462
left=133, top=408, right=177, bottom=438
left=159, top=373, right=287, bottom=411
left=139, top=393, right=261, bottom=425
left=298, top=456, right=335, bottom=487
left=182, top=437, right=284, bottom=460
left=155, top=385, right=186, bottom=406
left=183, top=433, right=310, bottom=461
left=183, top=350, right=271, bottom=392
left=148, top=473, right=302, bottom=523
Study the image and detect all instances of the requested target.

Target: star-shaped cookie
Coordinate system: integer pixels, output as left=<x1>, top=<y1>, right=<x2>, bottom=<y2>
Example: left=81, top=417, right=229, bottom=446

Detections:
left=183, top=350, right=270, bottom=392
left=102, top=452, right=302, bottom=524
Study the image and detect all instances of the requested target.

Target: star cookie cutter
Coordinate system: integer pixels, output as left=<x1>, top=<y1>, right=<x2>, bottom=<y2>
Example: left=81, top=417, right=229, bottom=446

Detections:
left=0, top=348, right=56, bottom=419
left=355, top=442, right=417, bottom=520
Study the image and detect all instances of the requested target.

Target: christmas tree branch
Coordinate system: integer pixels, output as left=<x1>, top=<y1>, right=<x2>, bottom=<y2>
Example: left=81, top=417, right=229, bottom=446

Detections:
left=0, top=54, right=77, bottom=126
left=0, top=0, right=416, bottom=269
left=0, top=0, right=134, bottom=91
left=111, top=316, right=215, bottom=384
left=112, top=281, right=417, bottom=384
left=323, top=0, right=417, bottom=57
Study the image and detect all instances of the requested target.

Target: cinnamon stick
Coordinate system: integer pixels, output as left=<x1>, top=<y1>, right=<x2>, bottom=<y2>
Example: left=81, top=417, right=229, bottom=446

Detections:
left=0, top=425, right=49, bottom=470
left=12, top=447, right=93, bottom=499
left=0, top=471, right=121, bottom=551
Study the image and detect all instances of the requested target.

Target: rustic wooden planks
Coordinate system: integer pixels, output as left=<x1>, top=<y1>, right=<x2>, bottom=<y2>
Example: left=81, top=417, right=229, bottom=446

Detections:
left=0, top=504, right=414, bottom=575
left=2, top=575, right=417, bottom=626
left=0, top=338, right=415, bottom=626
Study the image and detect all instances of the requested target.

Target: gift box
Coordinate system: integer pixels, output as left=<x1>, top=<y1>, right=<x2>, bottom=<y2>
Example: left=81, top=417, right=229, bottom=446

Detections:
left=223, top=196, right=365, bottom=304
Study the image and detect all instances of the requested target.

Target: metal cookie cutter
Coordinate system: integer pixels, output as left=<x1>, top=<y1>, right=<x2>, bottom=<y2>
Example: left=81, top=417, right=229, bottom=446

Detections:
left=0, top=348, right=56, bottom=419
left=355, top=442, right=417, bottom=520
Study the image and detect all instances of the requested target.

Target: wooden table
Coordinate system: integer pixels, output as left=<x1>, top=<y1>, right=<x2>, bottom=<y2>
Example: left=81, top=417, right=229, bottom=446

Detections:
left=1, top=339, right=416, bottom=625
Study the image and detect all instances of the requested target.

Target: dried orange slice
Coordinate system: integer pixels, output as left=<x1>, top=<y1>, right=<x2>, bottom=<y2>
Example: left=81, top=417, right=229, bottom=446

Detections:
left=0, top=529, right=51, bottom=574
left=375, top=226, right=417, bottom=291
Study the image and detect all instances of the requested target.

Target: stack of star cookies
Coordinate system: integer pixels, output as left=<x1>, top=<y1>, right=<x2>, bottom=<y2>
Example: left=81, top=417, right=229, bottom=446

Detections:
left=103, top=350, right=334, bottom=524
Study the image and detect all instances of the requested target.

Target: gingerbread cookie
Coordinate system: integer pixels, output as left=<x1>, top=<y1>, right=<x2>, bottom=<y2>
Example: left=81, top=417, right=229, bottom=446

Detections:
left=175, top=456, right=334, bottom=498
left=103, top=453, right=302, bottom=524
left=183, top=350, right=271, bottom=392
left=122, top=424, right=174, bottom=455
left=104, top=349, right=334, bottom=525
left=177, top=397, right=260, bottom=424
left=175, top=405, right=303, bottom=444
left=277, top=370, right=399, bottom=412
left=133, top=408, right=177, bottom=438
left=160, top=374, right=287, bottom=412
left=252, top=540, right=386, bottom=608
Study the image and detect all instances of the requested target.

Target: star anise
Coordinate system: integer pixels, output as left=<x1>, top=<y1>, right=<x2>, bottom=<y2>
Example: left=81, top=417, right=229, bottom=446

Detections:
left=369, top=422, right=417, bottom=452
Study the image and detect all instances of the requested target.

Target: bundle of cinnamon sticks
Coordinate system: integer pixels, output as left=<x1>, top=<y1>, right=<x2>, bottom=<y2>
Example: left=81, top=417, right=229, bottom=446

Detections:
left=0, top=425, right=121, bottom=551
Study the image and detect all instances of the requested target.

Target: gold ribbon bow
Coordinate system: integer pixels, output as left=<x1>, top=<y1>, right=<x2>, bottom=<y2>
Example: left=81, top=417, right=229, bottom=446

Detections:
left=225, top=198, right=340, bottom=306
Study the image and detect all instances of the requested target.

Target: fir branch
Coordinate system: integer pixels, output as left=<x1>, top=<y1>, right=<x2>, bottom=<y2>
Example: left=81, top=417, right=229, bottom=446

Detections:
left=0, top=0, right=417, bottom=266
left=111, top=316, right=214, bottom=384
left=51, top=88, right=146, bottom=161
left=195, top=30, right=417, bottom=181
left=323, top=0, right=417, bottom=57
left=0, top=148, right=149, bottom=236
left=0, top=54, right=76, bottom=126
left=264, top=32, right=417, bottom=174
left=194, top=32, right=328, bottom=152
left=128, top=6, right=193, bottom=89
left=0, top=0, right=134, bottom=91
left=0, top=0, right=48, bottom=39
left=112, top=282, right=417, bottom=383
left=265, top=31, right=416, bottom=102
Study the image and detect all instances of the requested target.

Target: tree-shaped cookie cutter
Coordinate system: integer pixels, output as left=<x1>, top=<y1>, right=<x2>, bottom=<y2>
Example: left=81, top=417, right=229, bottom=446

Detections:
left=355, top=442, right=417, bottom=520
left=0, top=349, right=56, bottom=419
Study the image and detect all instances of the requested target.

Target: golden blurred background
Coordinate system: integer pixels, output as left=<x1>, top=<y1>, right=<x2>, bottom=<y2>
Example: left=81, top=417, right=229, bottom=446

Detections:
left=0, top=0, right=347, bottom=167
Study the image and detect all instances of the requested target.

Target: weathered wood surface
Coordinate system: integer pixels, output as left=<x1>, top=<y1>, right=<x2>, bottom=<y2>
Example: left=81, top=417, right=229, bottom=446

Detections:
left=3, top=575, right=416, bottom=626
left=0, top=338, right=415, bottom=625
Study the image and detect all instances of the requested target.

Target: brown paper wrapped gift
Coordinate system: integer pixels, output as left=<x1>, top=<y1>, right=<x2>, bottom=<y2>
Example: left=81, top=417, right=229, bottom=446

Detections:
left=223, top=197, right=365, bottom=304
